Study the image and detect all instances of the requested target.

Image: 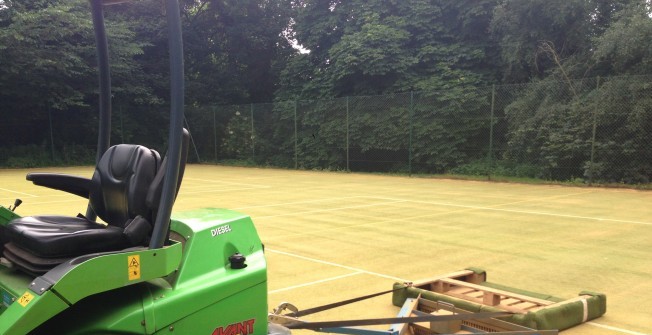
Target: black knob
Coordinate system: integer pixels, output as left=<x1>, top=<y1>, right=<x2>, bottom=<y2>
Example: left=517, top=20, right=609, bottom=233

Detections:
left=229, top=253, right=247, bottom=269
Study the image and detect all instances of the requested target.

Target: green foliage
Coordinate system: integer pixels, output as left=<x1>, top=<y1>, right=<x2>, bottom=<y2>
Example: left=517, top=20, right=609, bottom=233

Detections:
left=280, top=0, right=499, bottom=98
left=0, top=144, right=94, bottom=168
left=220, top=109, right=254, bottom=159
left=502, top=76, right=652, bottom=183
left=181, top=0, right=294, bottom=105
left=273, top=0, right=503, bottom=171
left=328, top=22, right=416, bottom=93
left=0, top=0, right=158, bottom=154
left=0, top=0, right=293, bottom=168
left=450, top=160, right=542, bottom=178
left=589, top=77, right=652, bottom=183
left=295, top=99, right=347, bottom=169
left=0, top=0, right=95, bottom=110
left=410, top=87, right=492, bottom=173
left=490, top=0, right=594, bottom=82
left=265, top=102, right=300, bottom=167
left=593, top=3, right=652, bottom=75
left=502, top=79, right=592, bottom=180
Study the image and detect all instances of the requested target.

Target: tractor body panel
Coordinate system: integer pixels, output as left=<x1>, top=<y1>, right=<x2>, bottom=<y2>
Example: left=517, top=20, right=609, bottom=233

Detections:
left=0, top=207, right=268, bottom=335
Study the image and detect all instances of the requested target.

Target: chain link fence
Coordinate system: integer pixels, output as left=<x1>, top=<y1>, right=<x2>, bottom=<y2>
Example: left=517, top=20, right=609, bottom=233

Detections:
left=185, top=75, right=650, bottom=184
left=2, top=75, right=651, bottom=184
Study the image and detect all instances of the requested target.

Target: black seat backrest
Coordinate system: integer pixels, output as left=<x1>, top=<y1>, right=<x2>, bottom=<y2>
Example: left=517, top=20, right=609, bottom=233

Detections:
left=89, top=144, right=161, bottom=227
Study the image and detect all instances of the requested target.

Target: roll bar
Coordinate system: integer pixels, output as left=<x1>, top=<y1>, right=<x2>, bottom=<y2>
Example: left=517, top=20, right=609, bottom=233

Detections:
left=86, top=0, right=112, bottom=221
left=87, top=0, right=185, bottom=248
left=150, top=0, right=185, bottom=249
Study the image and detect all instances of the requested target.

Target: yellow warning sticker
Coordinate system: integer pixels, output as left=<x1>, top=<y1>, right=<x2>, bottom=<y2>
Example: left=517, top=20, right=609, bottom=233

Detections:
left=18, top=291, right=34, bottom=307
left=128, top=255, right=141, bottom=280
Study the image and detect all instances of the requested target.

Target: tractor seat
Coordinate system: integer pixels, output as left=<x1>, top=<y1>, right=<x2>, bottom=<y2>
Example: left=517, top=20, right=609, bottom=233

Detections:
left=3, top=144, right=161, bottom=274
left=4, top=216, right=127, bottom=259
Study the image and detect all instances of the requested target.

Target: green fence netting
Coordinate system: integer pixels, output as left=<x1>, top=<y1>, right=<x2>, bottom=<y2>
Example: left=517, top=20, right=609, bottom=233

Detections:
left=3, top=75, right=651, bottom=184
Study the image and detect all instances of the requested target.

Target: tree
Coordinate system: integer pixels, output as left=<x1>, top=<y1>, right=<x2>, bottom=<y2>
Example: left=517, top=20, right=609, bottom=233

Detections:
left=0, top=0, right=154, bottom=163
left=0, top=1, right=96, bottom=112
left=587, top=3, right=652, bottom=182
left=270, top=0, right=504, bottom=171
left=490, top=0, right=595, bottom=82
left=493, top=0, right=652, bottom=182
left=179, top=0, right=295, bottom=105
left=592, top=2, right=652, bottom=75
left=279, top=0, right=501, bottom=99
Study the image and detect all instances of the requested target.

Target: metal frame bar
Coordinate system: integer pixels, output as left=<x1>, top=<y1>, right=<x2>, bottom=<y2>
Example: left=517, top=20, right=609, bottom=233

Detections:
left=87, top=0, right=112, bottom=220
left=88, top=0, right=185, bottom=247
left=300, top=297, right=557, bottom=335
left=149, top=0, right=185, bottom=249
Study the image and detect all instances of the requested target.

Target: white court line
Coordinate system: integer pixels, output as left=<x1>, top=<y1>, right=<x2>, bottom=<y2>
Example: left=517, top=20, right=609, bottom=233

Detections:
left=255, top=200, right=408, bottom=219
left=268, top=249, right=645, bottom=335
left=231, top=196, right=372, bottom=211
left=180, top=187, right=270, bottom=195
left=269, top=272, right=363, bottom=294
left=0, top=188, right=37, bottom=197
left=184, top=177, right=269, bottom=188
left=182, top=184, right=270, bottom=191
left=267, top=248, right=407, bottom=282
left=587, top=322, right=651, bottom=335
left=371, top=196, right=652, bottom=226
left=265, top=206, right=479, bottom=240
left=10, top=199, right=88, bottom=205
left=262, top=194, right=597, bottom=240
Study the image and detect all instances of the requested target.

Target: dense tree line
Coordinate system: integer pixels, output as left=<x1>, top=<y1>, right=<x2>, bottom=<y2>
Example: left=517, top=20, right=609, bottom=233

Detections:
left=0, top=0, right=294, bottom=162
left=1, top=0, right=651, bottom=182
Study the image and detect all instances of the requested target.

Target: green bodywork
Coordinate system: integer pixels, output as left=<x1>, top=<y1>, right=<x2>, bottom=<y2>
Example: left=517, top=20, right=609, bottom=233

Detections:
left=0, top=206, right=268, bottom=335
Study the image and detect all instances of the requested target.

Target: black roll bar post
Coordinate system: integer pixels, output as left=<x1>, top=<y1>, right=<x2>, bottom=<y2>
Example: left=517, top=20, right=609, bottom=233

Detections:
left=150, top=0, right=185, bottom=249
left=87, top=0, right=112, bottom=221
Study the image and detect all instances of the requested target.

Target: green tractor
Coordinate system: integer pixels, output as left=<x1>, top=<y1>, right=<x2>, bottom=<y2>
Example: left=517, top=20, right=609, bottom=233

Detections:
left=0, top=1, right=269, bottom=334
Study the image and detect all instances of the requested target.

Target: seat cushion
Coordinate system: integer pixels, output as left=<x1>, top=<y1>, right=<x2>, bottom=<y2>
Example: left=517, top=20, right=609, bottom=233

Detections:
left=5, top=215, right=129, bottom=258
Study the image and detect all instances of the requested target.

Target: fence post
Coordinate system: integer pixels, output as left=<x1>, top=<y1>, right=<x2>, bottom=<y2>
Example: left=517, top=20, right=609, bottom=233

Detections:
left=346, top=96, right=350, bottom=172
left=184, top=116, right=202, bottom=163
left=48, top=104, right=55, bottom=162
left=119, top=105, right=124, bottom=143
left=250, top=103, right=255, bottom=162
left=213, top=106, right=217, bottom=162
left=409, top=91, right=414, bottom=176
left=488, top=84, right=496, bottom=180
left=294, top=100, right=298, bottom=169
left=588, top=76, right=600, bottom=185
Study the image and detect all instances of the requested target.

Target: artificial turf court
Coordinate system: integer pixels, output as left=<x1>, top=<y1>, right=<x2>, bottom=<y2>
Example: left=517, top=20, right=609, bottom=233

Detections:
left=1, top=165, right=650, bottom=335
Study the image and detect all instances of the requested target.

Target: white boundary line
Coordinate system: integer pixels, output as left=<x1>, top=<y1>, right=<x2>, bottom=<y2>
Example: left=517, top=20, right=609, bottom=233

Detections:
left=264, top=207, right=489, bottom=240
left=231, top=196, right=372, bottom=211
left=370, top=196, right=652, bottom=226
left=180, top=187, right=269, bottom=195
left=587, top=322, right=651, bottom=335
left=267, top=248, right=407, bottom=282
left=255, top=200, right=409, bottom=219
left=183, top=177, right=269, bottom=188
left=268, top=249, right=648, bottom=335
left=0, top=188, right=37, bottom=197
left=269, top=272, right=363, bottom=294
